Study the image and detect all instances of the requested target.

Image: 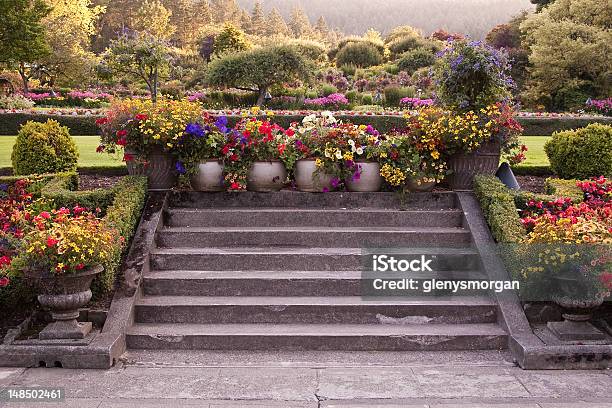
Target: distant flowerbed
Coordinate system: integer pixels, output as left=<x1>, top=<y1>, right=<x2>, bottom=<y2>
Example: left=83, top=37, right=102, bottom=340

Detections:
left=585, top=98, right=612, bottom=117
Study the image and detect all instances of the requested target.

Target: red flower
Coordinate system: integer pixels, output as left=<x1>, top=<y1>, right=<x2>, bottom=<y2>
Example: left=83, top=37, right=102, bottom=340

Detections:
left=75, top=263, right=85, bottom=270
left=230, top=182, right=241, bottom=190
left=0, top=277, right=9, bottom=287
left=0, top=256, right=10, bottom=267
left=278, top=144, right=286, bottom=155
left=117, top=138, right=127, bottom=147
left=221, top=145, right=230, bottom=155
left=230, top=154, right=239, bottom=162
left=135, top=114, right=148, bottom=121
left=46, top=236, right=59, bottom=247
left=95, top=117, right=108, bottom=126
left=123, top=153, right=134, bottom=162
left=96, top=145, right=105, bottom=153
left=116, top=129, right=128, bottom=138
left=39, top=211, right=51, bottom=220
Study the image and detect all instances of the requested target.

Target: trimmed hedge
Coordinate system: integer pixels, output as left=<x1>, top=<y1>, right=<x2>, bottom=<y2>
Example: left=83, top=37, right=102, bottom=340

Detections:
left=544, top=178, right=584, bottom=199
left=1, top=113, right=611, bottom=136
left=473, top=175, right=526, bottom=243
left=510, top=165, right=552, bottom=176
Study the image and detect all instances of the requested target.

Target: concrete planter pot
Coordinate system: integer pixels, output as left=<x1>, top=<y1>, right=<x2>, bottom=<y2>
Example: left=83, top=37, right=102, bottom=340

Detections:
left=448, top=140, right=501, bottom=191
left=144, top=147, right=178, bottom=191
left=547, top=273, right=606, bottom=341
left=294, top=159, right=334, bottom=193
left=190, top=159, right=225, bottom=192
left=28, top=265, right=103, bottom=340
left=247, top=161, right=287, bottom=192
left=345, top=162, right=382, bottom=192
left=406, top=177, right=436, bottom=192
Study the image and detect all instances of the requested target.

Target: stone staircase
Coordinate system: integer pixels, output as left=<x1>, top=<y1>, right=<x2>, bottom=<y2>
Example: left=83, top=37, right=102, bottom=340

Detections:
left=126, top=191, right=508, bottom=351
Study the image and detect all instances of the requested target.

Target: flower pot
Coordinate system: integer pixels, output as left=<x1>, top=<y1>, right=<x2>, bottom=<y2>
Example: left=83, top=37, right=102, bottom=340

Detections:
left=124, top=148, right=144, bottom=176
left=29, top=265, right=103, bottom=340
left=547, top=273, right=606, bottom=341
left=448, top=140, right=501, bottom=191
left=346, top=162, right=382, bottom=192
left=247, top=161, right=287, bottom=192
left=294, top=159, right=334, bottom=193
left=145, top=147, right=178, bottom=191
left=406, top=177, right=436, bottom=192
left=190, top=160, right=225, bottom=192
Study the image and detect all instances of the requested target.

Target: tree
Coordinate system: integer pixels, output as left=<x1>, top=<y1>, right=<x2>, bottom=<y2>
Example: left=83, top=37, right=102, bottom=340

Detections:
left=289, top=6, right=312, bottom=38
left=101, top=31, right=173, bottom=103
left=315, top=16, right=329, bottom=36
left=206, top=45, right=314, bottom=106
left=248, top=1, right=266, bottom=36
left=521, top=0, right=612, bottom=110
left=213, top=23, right=251, bottom=57
left=209, top=0, right=243, bottom=27
left=266, top=8, right=290, bottom=37
left=40, top=0, right=104, bottom=87
left=336, top=41, right=384, bottom=68
left=133, top=0, right=175, bottom=40
left=0, top=0, right=51, bottom=92
left=530, top=0, right=556, bottom=11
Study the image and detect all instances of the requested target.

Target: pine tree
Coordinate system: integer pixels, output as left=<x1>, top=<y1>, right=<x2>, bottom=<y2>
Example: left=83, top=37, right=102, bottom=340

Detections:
left=248, top=1, right=265, bottom=36
left=289, top=6, right=312, bottom=38
left=315, top=16, right=329, bottom=35
left=266, top=7, right=290, bottom=37
left=209, top=0, right=242, bottom=27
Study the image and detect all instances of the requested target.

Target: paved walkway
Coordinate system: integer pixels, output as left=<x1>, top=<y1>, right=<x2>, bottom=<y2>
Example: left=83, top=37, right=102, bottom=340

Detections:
left=1, top=350, right=611, bottom=407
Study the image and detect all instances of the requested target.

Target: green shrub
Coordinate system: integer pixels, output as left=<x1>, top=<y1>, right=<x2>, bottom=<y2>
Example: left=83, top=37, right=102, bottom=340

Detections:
left=11, top=120, right=79, bottom=176
left=383, top=63, right=400, bottom=75
left=473, top=175, right=526, bottom=243
left=336, top=42, right=384, bottom=68
left=383, top=86, right=415, bottom=107
left=544, top=178, right=584, bottom=200
left=544, top=123, right=612, bottom=179
left=320, top=84, right=338, bottom=96
left=398, top=48, right=436, bottom=74
left=361, top=93, right=374, bottom=105
left=345, top=90, right=359, bottom=103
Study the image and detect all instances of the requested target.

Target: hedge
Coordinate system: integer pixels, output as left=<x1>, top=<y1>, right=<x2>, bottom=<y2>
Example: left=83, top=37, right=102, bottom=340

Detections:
left=510, top=165, right=552, bottom=177
left=473, top=175, right=526, bottom=243
left=544, top=178, right=583, bottom=199
left=1, top=112, right=611, bottom=136
left=0, top=173, right=147, bottom=310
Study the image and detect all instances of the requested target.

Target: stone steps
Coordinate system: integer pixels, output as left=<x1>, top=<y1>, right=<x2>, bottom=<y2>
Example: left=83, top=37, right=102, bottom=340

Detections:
left=150, top=247, right=481, bottom=271
left=165, top=208, right=465, bottom=228
left=142, top=270, right=489, bottom=296
left=126, top=191, right=508, bottom=352
left=156, top=226, right=472, bottom=248
left=134, top=296, right=498, bottom=324
left=126, top=323, right=507, bottom=351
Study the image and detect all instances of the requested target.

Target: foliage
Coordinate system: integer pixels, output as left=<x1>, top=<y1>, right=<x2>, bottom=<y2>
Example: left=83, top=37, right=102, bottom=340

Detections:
left=383, top=86, right=414, bottom=107
left=100, top=31, right=173, bottom=103
left=0, top=0, right=51, bottom=92
left=175, top=115, right=230, bottom=177
left=397, top=49, right=436, bottom=75
left=473, top=175, right=526, bottom=243
left=336, top=42, right=384, bottom=69
left=520, top=0, right=612, bottom=111
left=544, top=123, right=612, bottom=179
left=0, top=94, right=35, bottom=110
left=213, top=23, right=251, bottom=57
left=132, top=0, right=175, bottom=40
left=433, top=40, right=514, bottom=112
left=206, top=45, right=314, bottom=106
left=11, top=120, right=79, bottom=175
left=304, top=93, right=349, bottom=110
left=586, top=98, right=612, bottom=116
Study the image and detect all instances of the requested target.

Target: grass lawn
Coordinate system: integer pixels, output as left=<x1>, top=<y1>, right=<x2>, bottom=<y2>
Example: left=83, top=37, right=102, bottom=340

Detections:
left=519, top=136, right=551, bottom=166
left=0, top=136, right=124, bottom=169
left=0, top=135, right=552, bottom=169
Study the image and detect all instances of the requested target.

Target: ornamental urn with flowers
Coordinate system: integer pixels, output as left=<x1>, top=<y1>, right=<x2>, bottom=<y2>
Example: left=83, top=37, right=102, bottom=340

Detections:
left=14, top=208, right=119, bottom=340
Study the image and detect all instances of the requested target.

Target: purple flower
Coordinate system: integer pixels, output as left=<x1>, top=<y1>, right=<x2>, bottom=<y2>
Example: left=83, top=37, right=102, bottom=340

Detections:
left=0, top=184, right=7, bottom=192
left=185, top=123, right=205, bottom=138
left=331, top=178, right=340, bottom=188
left=175, top=161, right=186, bottom=175
left=215, top=116, right=229, bottom=133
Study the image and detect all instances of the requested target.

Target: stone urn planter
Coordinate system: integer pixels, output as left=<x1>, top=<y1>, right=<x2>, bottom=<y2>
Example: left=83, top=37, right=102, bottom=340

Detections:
left=294, top=159, right=334, bottom=193
left=345, top=162, right=382, bottom=192
left=28, top=265, right=103, bottom=340
left=247, top=161, right=287, bottom=192
left=190, top=159, right=225, bottom=192
left=548, top=273, right=606, bottom=341
left=447, top=140, right=501, bottom=191
left=143, top=147, right=178, bottom=191
left=406, top=177, right=436, bottom=192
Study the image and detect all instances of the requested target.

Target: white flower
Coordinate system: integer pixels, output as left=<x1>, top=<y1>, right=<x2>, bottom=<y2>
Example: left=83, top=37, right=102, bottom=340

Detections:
left=335, top=150, right=343, bottom=160
left=348, top=139, right=355, bottom=146
left=356, top=147, right=364, bottom=155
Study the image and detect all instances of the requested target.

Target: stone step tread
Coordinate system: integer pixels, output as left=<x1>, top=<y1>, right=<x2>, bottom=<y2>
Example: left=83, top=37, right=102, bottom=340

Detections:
left=150, top=247, right=478, bottom=255
left=167, top=208, right=462, bottom=214
left=144, top=270, right=488, bottom=280
left=159, top=226, right=469, bottom=233
left=127, top=323, right=507, bottom=336
left=136, top=295, right=495, bottom=307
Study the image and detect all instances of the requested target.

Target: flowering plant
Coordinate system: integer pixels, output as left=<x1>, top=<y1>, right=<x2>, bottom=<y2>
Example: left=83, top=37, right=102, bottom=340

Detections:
left=304, top=93, right=350, bottom=110
left=433, top=40, right=514, bottom=112
left=14, top=209, right=120, bottom=276
left=400, top=98, right=435, bottom=108
left=585, top=98, right=611, bottom=117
